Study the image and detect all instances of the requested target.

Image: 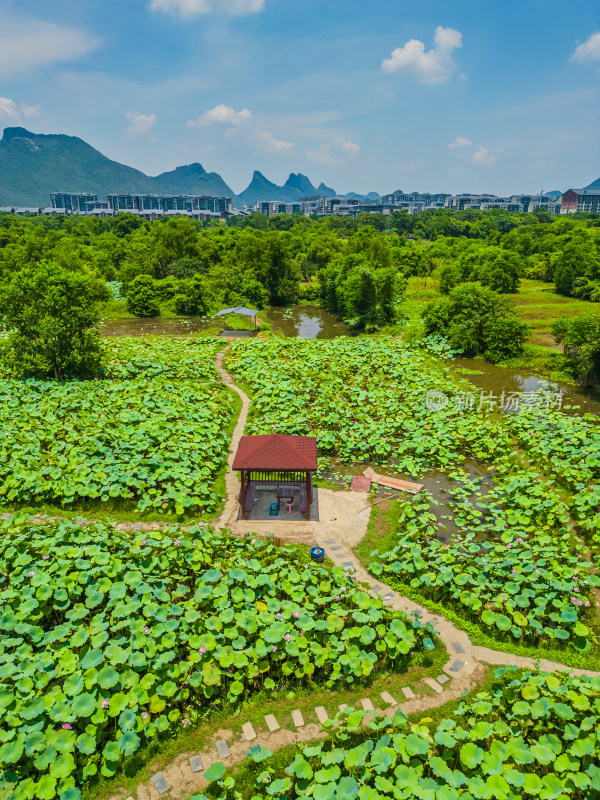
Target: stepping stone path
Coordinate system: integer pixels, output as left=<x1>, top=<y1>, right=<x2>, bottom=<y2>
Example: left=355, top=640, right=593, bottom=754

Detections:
left=360, top=698, right=374, bottom=711
left=265, top=714, right=280, bottom=731
left=437, top=674, right=449, bottom=684
left=150, top=773, right=170, bottom=794
left=380, top=691, right=397, bottom=706
left=242, top=722, right=257, bottom=741
left=450, top=659, right=466, bottom=672
left=189, top=755, right=203, bottom=773
left=292, top=709, right=304, bottom=728
left=452, top=641, right=466, bottom=654
left=424, top=678, right=444, bottom=695
left=216, top=740, right=230, bottom=759
left=315, top=706, right=328, bottom=723
left=401, top=686, right=415, bottom=700
left=338, top=703, right=348, bottom=712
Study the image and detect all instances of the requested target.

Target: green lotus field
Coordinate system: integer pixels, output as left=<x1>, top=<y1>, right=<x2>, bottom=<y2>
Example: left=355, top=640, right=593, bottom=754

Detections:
left=0, top=517, right=435, bottom=800
left=198, top=667, right=600, bottom=799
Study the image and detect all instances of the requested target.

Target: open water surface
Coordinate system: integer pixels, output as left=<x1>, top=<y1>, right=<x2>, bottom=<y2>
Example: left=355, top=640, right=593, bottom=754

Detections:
left=101, top=304, right=349, bottom=339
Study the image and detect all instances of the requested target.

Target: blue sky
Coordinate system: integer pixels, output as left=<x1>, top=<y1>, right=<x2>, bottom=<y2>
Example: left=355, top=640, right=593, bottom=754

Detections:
left=0, top=0, right=599, bottom=195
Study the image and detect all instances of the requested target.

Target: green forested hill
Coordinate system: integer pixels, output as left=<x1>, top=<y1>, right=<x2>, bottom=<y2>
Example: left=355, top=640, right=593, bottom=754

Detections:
left=0, top=127, right=235, bottom=206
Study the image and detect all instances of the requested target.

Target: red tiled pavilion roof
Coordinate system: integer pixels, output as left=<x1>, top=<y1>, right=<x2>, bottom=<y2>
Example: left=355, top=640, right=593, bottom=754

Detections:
left=232, top=434, right=317, bottom=471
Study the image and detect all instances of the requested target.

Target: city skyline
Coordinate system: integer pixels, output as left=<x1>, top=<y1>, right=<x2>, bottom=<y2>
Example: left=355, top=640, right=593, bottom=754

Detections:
left=0, top=0, right=599, bottom=195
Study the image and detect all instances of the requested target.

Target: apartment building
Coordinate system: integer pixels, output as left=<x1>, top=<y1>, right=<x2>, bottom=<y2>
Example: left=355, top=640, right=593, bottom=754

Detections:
left=50, top=192, right=99, bottom=212
left=560, top=189, right=600, bottom=214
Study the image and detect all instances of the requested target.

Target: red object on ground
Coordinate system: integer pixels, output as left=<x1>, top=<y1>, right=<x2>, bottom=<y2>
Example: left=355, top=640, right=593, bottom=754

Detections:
left=350, top=476, right=372, bottom=492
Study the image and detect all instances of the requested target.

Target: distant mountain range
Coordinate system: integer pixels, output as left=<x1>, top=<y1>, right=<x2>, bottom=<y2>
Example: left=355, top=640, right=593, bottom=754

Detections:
left=0, top=127, right=380, bottom=207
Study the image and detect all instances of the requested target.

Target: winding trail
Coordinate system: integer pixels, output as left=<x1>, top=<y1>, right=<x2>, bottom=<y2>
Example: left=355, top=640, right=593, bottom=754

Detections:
left=108, top=345, right=600, bottom=800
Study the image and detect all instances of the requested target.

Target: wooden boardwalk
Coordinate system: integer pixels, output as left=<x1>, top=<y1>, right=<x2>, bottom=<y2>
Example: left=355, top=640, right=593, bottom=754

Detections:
left=362, top=466, right=423, bottom=494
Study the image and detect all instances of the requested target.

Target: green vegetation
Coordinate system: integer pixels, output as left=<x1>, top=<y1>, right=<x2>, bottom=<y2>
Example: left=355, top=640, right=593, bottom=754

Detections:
left=421, top=282, right=530, bottom=362
left=553, top=312, right=600, bottom=385
left=227, top=336, right=599, bottom=663
left=0, top=337, right=232, bottom=516
left=226, top=336, right=509, bottom=470
left=199, top=667, right=600, bottom=799
left=0, top=260, right=104, bottom=380
left=370, top=488, right=598, bottom=649
left=0, top=517, right=435, bottom=800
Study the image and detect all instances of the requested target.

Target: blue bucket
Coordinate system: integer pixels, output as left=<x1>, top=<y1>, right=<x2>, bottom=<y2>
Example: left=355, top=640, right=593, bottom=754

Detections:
left=310, top=546, right=325, bottom=563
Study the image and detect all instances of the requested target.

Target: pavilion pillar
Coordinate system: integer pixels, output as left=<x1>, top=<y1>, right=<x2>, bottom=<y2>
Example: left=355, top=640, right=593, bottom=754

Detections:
left=305, top=471, right=310, bottom=521
left=240, top=469, right=246, bottom=520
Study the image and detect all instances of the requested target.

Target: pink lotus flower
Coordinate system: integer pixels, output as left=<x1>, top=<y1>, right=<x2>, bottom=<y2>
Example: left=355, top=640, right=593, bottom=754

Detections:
left=271, top=645, right=277, bottom=652
left=198, top=646, right=207, bottom=654
left=142, top=711, right=149, bottom=719
left=101, top=699, right=110, bottom=709
left=141, top=540, right=148, bottom=546
left=144, top=626, right=150, bottom=634
left=284, top=633, right=292, bottom=641
left=335, top=595, right=340, bottom=601
left=42, top=554, right=49, bottom=560
left=174, top=539, right=181, bottom=546
left=62, top=723, right=73, bottom=730
left=293, top=610, right=300, bottom=619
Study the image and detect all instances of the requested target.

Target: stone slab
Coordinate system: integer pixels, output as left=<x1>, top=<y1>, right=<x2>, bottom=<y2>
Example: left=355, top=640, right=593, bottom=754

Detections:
left=151, top=773, right=170, bottom=794
left=242, top=722, right=257, bottom=741
left=315, top=706, right=328, bottom=723
left=436, top=674, right=449, bottom=684
left=401, top=686, right=415, bottom=700
left=424, top=678, right=444, bottom=695
left=351, top=475, right=372, bottom=492
left=216, top=739, right=230, bottom=759
left=450, top=659, right=466, bottom=673
left=338, top=703, right=348, bottom=712
left=360, top=698, right=374, bottom=711
left=371, top=584, right=383, bottom=591
left=380, top=691, right=397, bottom=706
left=189, top=755, right=203, bottom=773
left=452, top=641, right=466, bottom=654
left=330, top=545, right=343, bottom=551
left=265, top=714, right=280, bottom=732
left=292, top=709, right=304, bottom=728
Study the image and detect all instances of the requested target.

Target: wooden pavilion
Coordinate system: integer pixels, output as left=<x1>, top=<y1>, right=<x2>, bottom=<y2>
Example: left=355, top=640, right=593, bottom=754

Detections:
left=232, top=434, right=318, bottom=521
left=214, top=306, right=259, bottom=335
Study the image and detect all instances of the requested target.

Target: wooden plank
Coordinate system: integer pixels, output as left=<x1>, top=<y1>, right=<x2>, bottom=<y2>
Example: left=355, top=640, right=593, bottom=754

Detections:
left=363, top=467, right=423, bottom=494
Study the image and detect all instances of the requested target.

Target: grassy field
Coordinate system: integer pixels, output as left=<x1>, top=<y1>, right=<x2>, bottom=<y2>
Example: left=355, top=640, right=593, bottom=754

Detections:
left=404, top=276, right=598, bottom=349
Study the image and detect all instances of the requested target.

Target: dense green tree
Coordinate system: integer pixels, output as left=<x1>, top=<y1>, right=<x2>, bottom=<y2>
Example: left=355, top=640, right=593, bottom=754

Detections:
left=422, top=282, right=529, bottom=362
left=125, top=275, right=160, bottom=317
left=0, top=260, right=103, bottom=379
left=553, top=312, right=600, bottom=384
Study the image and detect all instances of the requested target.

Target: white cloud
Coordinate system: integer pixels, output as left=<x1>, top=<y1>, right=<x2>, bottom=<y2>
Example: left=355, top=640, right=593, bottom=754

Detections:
left=187, top=104, right=253, bottom=127
left=257, top=129, right=293, bottom=152
left=472, top=146, right=497, bottom=166
left=125, top=111, right=157, bottom=135
left=0, top=17, right=98, bottom=80
left=0, top=97, right=41, bottom=125
left=149, top=0, right=267, bottom=18
left=188, top=104, right=291, bottom=153
left=307, top=137, right=360, bottom=166
left=448, top=136, right=472, bottom=149
left=381, top=25, right=463, bottom=83
left=570, top=32, right=600, bottom=62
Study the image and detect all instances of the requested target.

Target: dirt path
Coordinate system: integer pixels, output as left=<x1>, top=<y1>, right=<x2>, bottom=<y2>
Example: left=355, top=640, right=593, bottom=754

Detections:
left=102, top=348, right=600, bottom=799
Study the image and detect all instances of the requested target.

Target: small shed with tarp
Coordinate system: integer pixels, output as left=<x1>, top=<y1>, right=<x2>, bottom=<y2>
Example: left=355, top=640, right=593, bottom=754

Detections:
left=232, top=434, right=317, bottom=520
left=214, top=306, right=259, bottom=336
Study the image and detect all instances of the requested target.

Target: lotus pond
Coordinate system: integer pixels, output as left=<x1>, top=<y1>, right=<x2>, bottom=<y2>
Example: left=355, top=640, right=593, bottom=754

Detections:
left=226, top=337, right=600, bottom=654
left=0, top=337, right=232, bottom=515
left=199, top=666, right=600, bottom=800
left=0, top=517, right=435, bottom=800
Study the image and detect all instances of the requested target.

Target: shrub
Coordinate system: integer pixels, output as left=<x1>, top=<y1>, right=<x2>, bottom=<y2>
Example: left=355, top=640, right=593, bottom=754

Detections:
left=422, top=282, right=529, bottom=360
left=125, top=275, right=160, bottom=317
